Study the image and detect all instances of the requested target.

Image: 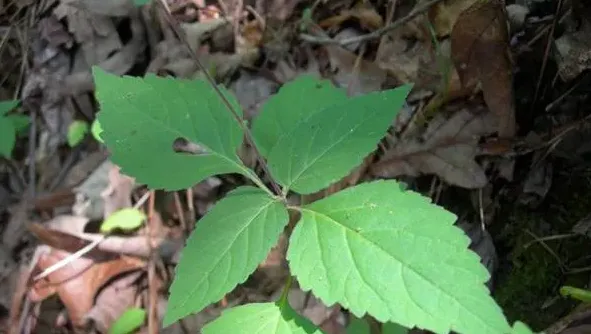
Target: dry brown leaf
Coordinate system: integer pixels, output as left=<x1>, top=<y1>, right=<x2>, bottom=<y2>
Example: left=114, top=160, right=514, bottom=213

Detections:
left=319, top=3, right=383, bottom=30
left=554, top=9, right=591, bottom=81
left=371, top=107, right=498, bottom=189
left=376, top=27, right=433, bottom=86
left=325, top=45, right=386, bottom=96
left=101, top=165, right=135, bottom=217
left=84, top=270, right=147, bottom=333
left=450, top=0, right=515, bottom=137
left=428, top=0, right=478, bottom=37
left=29, top=247, right=144, bottom=328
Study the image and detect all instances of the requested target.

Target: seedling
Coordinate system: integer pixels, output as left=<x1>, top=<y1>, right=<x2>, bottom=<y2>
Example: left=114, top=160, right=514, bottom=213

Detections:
left=92, top=66, right=536, bottom=334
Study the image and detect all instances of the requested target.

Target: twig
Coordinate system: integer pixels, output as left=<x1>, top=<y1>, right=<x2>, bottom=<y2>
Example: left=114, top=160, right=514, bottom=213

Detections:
left=530, top=0, right=563, bottom=112
left=155, top=0, right=283, bottom=197
left=299, top=0, right=444, bottom=46
left=146, top=190, right=158, bottom=334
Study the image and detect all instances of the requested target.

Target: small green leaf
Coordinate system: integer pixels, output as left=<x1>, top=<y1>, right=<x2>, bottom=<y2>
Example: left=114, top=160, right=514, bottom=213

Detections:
left=251, top=75, right=347, bottom=156
left=510, top=321, right=537, bottom=334
left=93, top=66, right=250, bottom=191
left=164, top=187, right=289, bottom=326
left=287, top=180, right=510, bottom=334
left=100, top=208, right=146, bottom=233
left=91, top=119, right=104, bottom=143
left=346, top=316, right=370, bottom=334
left=133, top=0, right=150, bottom=5
left=560, top=285, right=591, bottom=303
left=267, top=85, right=411, bottom=194
left=67, top=120, right=89, bottom=147
left=382, top=322, right=409, bottom=334
left=109, top=307, right=146, bottom=334
left=202, top=302, right=324, bottom=334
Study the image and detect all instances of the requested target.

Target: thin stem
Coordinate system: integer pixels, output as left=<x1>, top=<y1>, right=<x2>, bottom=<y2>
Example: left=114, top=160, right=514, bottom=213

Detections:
left=155, top=0, right=283, bottom=197
left=299, top=0, right=444, bottom=46
left=278, top=275, right=293, bottom=308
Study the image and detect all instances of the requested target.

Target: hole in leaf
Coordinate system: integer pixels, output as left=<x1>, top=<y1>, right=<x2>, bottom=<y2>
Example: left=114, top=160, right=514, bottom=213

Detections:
left=172, top=137, right=208, bottom=155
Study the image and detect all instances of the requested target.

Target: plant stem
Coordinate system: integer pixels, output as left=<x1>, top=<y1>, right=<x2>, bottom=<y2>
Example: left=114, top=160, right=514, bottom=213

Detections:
left=278, top=275, right=293, bottom=308
left=155, top=0, right=283, bottom=197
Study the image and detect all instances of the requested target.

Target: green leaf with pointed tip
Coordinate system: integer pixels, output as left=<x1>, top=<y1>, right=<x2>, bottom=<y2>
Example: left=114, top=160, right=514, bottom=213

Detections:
left=67, top=120, right=89, bottom=147
left=287, top=180, right=510, bottom=334
left=164, top=187, right=289, bottom=326
left=7, top=114, right=30, bottom=135
left=100, top=208, right=146, bottom=233
left=251, top=75, right=347, bottom=156
left=202, top=302, right=324, bottom=334
left=109, top=307, right=146, bottom=334
left=92, top=66, right=250, bottom=191
left=0, top=100, right=18, bottom=116
left=267, top=85, right=411, bottom=195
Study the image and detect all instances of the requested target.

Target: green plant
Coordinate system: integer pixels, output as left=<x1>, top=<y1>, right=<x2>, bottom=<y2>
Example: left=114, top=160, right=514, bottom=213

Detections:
left=109, top=307, right=146, bottom=334
left=67, top=120, right=90, bottom=147
left=0, top=100, right=29, bottom=158
left=92, top=66, right=537, bottom=334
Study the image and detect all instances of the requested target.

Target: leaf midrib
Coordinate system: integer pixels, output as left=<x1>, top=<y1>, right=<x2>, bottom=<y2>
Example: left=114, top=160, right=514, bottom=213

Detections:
left=283, top=106, right=375, bottom=192
left=174, top=197, right=277, bottom=312
left=120, top=102, right=250, bottom=178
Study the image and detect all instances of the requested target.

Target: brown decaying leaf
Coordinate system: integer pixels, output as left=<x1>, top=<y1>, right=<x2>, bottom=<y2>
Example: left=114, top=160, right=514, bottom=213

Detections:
left=29, top=247, right=144, bottom=328
left=451, top=0, right=515, bottom=138
left=319, top=3, right=383, bottom=30
left=371, top=107, right=498, bottom=189
left=428, top=0, right=478, bottom=37
left=325, top=45, right=386, bottom=96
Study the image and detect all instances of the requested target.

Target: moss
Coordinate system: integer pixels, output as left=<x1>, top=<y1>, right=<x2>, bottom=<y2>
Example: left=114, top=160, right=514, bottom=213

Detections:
left=492, top=171, right=591, bottom=330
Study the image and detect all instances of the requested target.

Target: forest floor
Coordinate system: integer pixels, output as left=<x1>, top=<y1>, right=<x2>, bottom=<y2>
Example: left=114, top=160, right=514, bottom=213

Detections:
left=1, top=0, right=591, bottom=333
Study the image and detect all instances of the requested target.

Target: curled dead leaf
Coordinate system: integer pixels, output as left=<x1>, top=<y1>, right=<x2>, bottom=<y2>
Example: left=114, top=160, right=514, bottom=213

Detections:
left=371, top=107, right=498, bottom=189
left=450, top=0, right=515, bottom=137
left=29, top=247, right=145, bottom=328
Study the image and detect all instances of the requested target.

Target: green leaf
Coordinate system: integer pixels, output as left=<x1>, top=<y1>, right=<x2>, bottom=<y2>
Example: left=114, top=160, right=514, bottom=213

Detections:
left=67, top=120, right=89, bottom=147
left=560, top=285, right=591, bottom=303
left=267, top=85, right=411, bottom=194
left=0, top=99, right=20, bottom=158
left=109, top=307, right=146, bottom=334
left=164, top=186, right=289, bottom=326
left=202, top=302, right=324, bottom=334
left=251, top=75, right=347, bottom=156
left=100, top=208, right=146, bottom=233
left=510, top=321, right=537, bottom=334
left=133, top=0, right=149, bottom=5
left=7, top=114, right=30, bottom=135
left=287, top=180, right=510, bottom=334
left=0, top=100, right=18, bottom=116
left=346, top=316, right=370, bottom=334
left=0, top=117, right=16, bottom=158
left=91, top=119, right=104, bottom=143
left=93, top=66, right=249, bottom=191
left=382, top=322, right=409, bottom=334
